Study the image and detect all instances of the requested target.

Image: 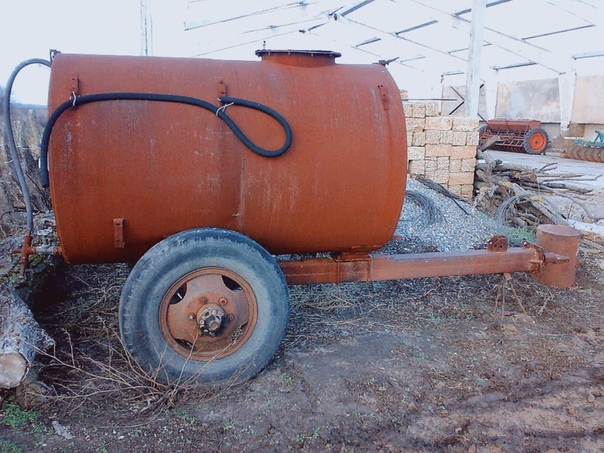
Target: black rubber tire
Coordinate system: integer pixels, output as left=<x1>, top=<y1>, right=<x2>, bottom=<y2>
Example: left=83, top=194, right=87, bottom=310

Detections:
left=119, top=227, right=290, bottom=387
left=478, top=124, right=488, bottom=138
left=523, top=127, right=548, bottom=154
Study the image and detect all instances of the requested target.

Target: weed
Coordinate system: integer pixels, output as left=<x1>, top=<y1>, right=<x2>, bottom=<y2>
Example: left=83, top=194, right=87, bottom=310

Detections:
left=239, top=425, right=255, bottom=435
left=292, top=427, right=322, bottom=447
left=32, top=423, right=44, bottom=435
left=293, top=433, right=306, bottom=446
left=280, top=372, right=293, bottom=385
left=1, top=402, right=39, bottom=429
left=173, top=407, right=198, bottom=427
left=506, top=226, right=535, bottom=244
left=0, top=439, right=23, bottom=453
left=223, top=419, right=236, bottom=432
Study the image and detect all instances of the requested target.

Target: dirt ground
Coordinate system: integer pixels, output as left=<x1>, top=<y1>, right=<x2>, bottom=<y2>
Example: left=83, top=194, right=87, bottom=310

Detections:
left=1, top=241, right=603, bottom=452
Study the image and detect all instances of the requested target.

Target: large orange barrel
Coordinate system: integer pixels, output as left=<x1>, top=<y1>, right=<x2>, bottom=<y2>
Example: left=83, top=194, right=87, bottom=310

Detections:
left=46, top=50, right=407, bottom=263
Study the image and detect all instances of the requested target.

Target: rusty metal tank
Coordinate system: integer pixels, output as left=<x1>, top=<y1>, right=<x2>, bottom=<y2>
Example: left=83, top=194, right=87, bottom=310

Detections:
left=46, top=50, right=407, bottom=264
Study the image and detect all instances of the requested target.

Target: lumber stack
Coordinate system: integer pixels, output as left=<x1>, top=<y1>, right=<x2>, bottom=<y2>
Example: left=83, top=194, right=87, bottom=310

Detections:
left=474, top=154, right=603, bottom=231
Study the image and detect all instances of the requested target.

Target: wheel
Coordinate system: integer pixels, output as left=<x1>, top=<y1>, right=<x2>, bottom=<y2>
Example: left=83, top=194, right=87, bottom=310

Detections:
left=119, top=227, right=290, bottom=386
left=478, top=124, right=488, bottom=138
left=523, top=127, right=548, bottom=154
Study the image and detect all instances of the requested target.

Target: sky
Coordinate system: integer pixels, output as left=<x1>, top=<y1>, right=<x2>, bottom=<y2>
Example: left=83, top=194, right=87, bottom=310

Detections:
left=0, top=0, right=452, bottom=105
left=1, top=0, right=142, bottom=105
left=2, top=0, right=603, bottom=107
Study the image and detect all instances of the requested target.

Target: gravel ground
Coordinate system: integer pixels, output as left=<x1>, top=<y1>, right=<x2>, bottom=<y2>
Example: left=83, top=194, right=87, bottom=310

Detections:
left=387, top=177, right=522, bottom=254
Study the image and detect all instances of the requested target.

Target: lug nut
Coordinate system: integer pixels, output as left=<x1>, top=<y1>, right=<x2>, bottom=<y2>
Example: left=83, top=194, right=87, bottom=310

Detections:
left=188, top=313, right=196, bottom=320
left=219, top=297, right=228, bottom=306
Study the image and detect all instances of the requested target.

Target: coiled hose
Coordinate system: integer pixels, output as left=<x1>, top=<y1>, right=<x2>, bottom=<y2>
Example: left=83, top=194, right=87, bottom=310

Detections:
left=39, top=92, right=293, bottom=188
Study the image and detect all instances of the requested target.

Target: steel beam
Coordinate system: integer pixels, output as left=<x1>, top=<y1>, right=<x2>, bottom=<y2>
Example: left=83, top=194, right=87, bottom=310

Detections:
left=279, top=247, right=542, bottom=285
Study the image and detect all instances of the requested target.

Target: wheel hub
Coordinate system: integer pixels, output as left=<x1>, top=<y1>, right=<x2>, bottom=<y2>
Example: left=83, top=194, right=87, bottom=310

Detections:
left=197, top=304, right=226, bottom=336
left=159, top=267, right=257, bottom=360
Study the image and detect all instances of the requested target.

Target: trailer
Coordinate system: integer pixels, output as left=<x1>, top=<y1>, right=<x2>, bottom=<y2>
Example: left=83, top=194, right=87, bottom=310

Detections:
left=6, top=50, right=581, bottom=387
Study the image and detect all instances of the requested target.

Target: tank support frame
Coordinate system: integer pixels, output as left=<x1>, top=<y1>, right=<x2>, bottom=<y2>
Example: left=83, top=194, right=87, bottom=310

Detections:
left=279, top=225, right=581, bottom=289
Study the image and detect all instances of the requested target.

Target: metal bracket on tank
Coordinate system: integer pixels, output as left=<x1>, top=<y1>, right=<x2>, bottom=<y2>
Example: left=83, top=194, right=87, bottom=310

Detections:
left=113, top=218, right=126, bottom=248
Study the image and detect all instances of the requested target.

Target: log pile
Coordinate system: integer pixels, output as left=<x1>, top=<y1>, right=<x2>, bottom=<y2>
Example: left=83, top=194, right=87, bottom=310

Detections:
left=0, top=216, right=61, bottom=391
left=474, top=153, right=604, bottom=233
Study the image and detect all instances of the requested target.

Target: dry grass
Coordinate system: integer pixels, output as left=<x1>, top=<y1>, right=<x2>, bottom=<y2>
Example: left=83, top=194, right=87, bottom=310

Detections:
left=32, top=264, right=235, bottom=417
left=284, top=273, right=506, bottom=353
left=27, top=248, right=597, bottom=422
left=35, top=263, right=506, bottom=413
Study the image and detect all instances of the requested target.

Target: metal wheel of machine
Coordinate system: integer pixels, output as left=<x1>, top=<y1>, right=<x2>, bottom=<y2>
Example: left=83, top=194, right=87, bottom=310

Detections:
left=523, top=127, right=548, bottom=154
left=119, top=228, right=290, bottom=386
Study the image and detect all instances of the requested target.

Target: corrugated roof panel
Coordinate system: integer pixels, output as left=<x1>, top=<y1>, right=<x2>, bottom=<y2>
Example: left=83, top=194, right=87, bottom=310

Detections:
left=178, top=0, right=604, bottom=96
left=483, top=0, right=590, bottom=39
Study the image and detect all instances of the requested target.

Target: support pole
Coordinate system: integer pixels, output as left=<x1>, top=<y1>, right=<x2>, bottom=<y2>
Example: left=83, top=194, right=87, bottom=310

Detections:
left=558, top=70, right=576, bottom=133
left=465, top=0, right=486, bottom=117
left=140, top=0, right=153, bottom=56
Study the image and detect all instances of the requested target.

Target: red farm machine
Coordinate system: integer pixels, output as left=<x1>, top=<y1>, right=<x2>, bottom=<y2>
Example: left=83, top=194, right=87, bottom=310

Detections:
left=479, top=119, right=549, bottom=154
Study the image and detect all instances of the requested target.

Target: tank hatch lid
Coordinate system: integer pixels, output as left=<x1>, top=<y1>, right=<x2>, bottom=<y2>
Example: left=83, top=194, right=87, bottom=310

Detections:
left=255, top=49, right=341, bottom=67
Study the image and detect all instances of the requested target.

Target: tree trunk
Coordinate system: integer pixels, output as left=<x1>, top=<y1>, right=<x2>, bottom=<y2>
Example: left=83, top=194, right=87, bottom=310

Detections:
left=0, top=281, right=54, bottom=389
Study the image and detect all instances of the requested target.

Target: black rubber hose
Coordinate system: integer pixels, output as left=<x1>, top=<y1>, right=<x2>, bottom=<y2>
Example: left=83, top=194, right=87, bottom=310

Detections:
left=40, top=92, right=293, bottom=188
left=3, top=58, right=51, bottom=231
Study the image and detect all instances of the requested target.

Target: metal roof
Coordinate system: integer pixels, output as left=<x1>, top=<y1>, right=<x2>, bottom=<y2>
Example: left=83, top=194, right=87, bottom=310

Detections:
left=180, top=0, right=604, bottom=97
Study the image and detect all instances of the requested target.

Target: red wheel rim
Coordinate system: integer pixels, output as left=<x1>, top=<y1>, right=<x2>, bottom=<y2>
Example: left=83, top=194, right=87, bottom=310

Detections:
left=528, top=132, right=546, bottom=152
left=159, top=267, right=258, bottom=361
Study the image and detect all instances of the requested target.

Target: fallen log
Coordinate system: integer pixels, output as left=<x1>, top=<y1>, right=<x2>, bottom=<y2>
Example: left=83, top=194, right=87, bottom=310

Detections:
left=0, top=215, right=61, bottom=390
left=569, top=220, right=604, bottom=242
left=539, top=182, right=592, bottom=194
left=475, top=161, right=534, bottom=173
left=0, top=281, right=54, bottom=389
left=477, top=134, right=501, bottom=151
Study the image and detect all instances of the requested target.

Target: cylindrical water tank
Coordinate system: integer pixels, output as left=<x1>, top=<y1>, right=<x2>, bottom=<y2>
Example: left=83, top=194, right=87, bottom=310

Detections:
left=47, top=50, right=407, bottom=263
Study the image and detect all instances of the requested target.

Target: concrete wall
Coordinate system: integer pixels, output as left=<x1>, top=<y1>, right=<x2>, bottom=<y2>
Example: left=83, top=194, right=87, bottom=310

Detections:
left=572, top=75, right=604, bottom=124
left=404, top=101, right=478, bottom=200
left=495, top=78, right=560, bottom=122
left=492, top=75, right=604, bottom=134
